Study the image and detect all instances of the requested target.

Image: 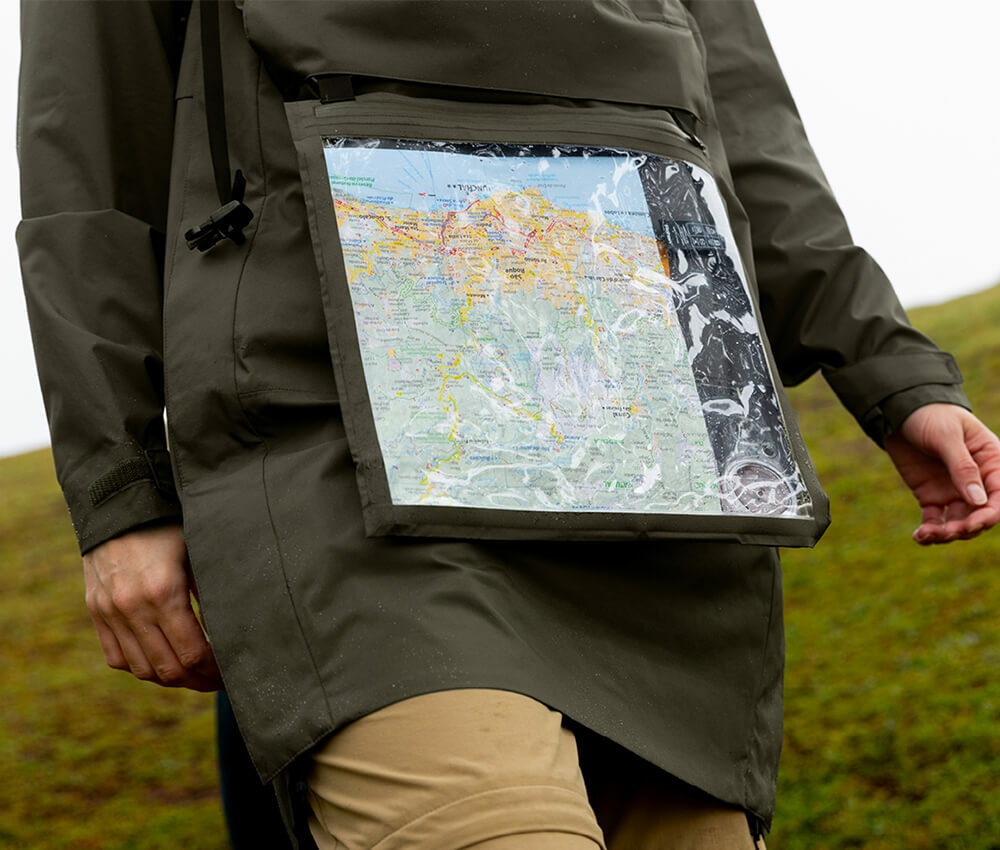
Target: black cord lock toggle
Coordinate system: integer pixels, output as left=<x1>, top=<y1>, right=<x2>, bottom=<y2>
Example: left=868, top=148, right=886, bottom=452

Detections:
left=185, top=170, right=254, bottom=252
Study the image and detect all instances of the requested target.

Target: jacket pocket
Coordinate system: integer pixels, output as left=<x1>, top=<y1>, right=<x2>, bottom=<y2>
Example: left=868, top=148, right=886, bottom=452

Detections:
left=281, top=91, right=830, bottom=547
left=229, top=62, right=339, bottom=408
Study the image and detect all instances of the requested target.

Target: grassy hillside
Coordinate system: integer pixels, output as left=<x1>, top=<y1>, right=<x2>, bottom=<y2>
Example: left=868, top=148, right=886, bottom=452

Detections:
left=775, top=285, right=1000, bottom=849
left=1, top=285, right=998, bottom=848
left=0, top=451, right=226, bottom=849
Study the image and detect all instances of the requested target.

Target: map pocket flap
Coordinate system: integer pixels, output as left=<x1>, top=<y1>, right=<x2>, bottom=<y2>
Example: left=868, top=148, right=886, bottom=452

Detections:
left=243, top=0, right=708, bottom=119
left=285, top=94, right=831, bottom=548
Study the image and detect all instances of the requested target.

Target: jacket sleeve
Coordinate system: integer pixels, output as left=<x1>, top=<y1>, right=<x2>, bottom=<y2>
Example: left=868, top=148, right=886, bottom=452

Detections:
left=17, top=0, right=188, bottom=554
left=685, top=0, right=969, bottom=443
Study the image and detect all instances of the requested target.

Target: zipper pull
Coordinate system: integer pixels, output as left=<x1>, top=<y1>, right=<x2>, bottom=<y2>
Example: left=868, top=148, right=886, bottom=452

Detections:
left=306, top=74, right=356, bottom=104
left=668, top=108, right=707, bottom=152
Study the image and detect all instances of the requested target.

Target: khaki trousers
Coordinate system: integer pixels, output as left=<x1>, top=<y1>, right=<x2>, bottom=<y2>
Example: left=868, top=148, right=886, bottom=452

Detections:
left=306, top=689, right=767, bottom=850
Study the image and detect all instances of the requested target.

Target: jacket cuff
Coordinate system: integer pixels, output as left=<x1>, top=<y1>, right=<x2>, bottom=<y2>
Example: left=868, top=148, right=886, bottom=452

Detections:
left=823, top=351, right=965, bottom=443
left=70, top=449, right=183, bottom=555
left=860, top=383, right=972, bottom=446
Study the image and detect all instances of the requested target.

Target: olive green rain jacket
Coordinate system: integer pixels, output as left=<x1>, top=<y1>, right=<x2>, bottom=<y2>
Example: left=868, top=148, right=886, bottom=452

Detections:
left=17, top=0, right=968, bottom=838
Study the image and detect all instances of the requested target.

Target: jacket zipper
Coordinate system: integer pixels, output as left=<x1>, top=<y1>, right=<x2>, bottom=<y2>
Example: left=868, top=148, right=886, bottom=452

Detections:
left=312, top=95, right=710, bottom=168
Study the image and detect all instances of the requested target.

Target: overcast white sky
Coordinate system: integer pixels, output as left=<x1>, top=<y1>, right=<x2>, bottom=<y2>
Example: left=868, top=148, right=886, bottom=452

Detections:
left=2, top=2, right=999, bottom=458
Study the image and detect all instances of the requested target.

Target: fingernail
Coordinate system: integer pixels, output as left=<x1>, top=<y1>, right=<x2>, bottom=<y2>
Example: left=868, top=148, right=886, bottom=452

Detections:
left=967, top=484, right=988, bottom=505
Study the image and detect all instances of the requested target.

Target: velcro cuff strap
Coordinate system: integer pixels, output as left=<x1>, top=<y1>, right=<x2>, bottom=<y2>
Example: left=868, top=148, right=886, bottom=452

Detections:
left=88, top=450, right=177, bottom=507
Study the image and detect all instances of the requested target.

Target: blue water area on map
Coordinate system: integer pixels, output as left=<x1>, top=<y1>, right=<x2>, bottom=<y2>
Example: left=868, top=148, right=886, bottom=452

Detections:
left=323, top=142, right=657, bottom=238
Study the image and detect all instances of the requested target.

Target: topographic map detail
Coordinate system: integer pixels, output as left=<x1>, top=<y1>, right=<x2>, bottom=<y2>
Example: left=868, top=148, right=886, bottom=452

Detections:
left=324, top=139, right=794, bottom=516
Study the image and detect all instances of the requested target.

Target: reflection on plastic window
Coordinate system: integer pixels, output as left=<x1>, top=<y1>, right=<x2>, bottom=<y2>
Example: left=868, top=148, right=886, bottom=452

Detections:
left=323, top=138, right=811, bottom=519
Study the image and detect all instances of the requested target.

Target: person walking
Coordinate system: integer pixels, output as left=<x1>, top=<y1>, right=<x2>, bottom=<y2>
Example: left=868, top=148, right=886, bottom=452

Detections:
left=18, top=2, right=1000, bottom=848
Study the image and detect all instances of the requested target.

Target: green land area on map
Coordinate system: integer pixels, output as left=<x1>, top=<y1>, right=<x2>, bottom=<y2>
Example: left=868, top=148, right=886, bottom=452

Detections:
left=329, top=146, right=724, bottom=514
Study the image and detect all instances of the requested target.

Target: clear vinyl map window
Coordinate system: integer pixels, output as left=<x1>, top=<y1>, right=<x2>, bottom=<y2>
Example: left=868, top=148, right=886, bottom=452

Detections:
left=323, top=138, right=812, bottom=519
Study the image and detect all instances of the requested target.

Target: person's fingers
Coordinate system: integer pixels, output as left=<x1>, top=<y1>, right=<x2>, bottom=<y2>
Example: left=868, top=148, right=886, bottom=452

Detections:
left=915, top=502, right=999, bottom=544
left=932, top=430, right=988, bottom=508
left=158, top=604, right=224, bottom=684
left=917, top=525, right=984, bottom=545
left=133, top=621, right=200, bottom=686
left=913, top=501, right=947, bottom=543
left=101, top=608, right=221, bottom=689
left=89, top=611, right=129, bottom=672
left=969, top=426, right=1000, bottom=501
left=141, top=624, right=223, bottom=690
left=85, top=572, right=153, bottom=675
left=109, top=586, right=222, bottom=688
left=142, top=556, right=222, bottom=685
left=956, top=505, right=1000, bottom=537
left=105, top=612, right=161, bottom=681
left=919, top=503, right=947, bottom=527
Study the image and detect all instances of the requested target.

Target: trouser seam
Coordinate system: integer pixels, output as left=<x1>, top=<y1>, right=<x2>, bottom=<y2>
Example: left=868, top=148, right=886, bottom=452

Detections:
left=369, top=783, right=603, bottom=850
left=454, top=829, right=603, bottom=850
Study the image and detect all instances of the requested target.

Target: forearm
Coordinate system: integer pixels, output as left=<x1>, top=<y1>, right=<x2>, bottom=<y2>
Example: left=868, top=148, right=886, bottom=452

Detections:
left=17, top=0, right=188, bottom=552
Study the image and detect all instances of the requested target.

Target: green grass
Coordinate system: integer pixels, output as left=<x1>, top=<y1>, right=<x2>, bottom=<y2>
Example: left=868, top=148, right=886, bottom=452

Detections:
left=773, top=285, right=1000, bottom=849
left=2, top=285, right=999, bottom=848
left=0, top=451, right=227, bottom=850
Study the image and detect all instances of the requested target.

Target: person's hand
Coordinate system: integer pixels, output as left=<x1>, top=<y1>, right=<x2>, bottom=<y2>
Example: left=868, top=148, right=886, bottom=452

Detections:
left=884, top=404, right=1000, bottom=545
left=82, top=523, right=223, bottom=691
